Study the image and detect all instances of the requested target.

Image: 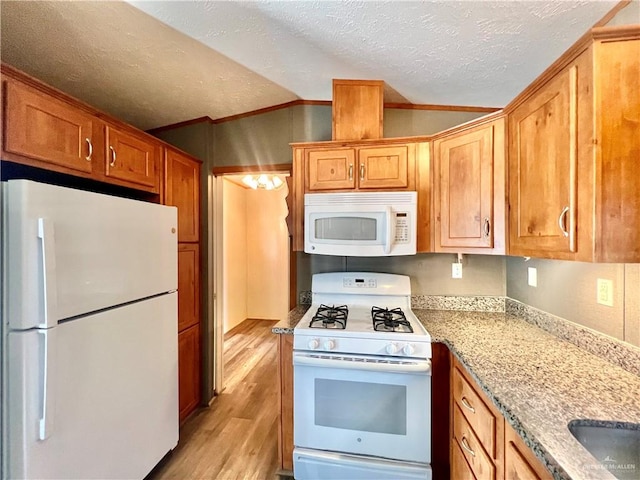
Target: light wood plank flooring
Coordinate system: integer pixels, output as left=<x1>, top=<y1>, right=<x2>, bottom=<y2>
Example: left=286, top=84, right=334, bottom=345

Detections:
left=148, top=319, right=280, bottom=480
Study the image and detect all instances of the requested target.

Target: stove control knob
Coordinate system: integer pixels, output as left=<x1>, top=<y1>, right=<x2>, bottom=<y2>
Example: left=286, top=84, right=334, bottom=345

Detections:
left=386, top=343, right=399, bottom=354
left=307, top=339, right=319, bottom=350
left=403, top=344, right=415, bottom=356
left=324, top=339, right=336, bottom=350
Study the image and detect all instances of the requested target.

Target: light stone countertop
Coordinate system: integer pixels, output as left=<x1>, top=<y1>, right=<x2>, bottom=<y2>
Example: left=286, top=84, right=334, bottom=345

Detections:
left=272, top=307, right=640, bottom=480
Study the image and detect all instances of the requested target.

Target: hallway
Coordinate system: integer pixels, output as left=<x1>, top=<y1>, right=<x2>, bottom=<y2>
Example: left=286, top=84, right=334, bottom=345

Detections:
left=149, top=319, right=280, bottom=479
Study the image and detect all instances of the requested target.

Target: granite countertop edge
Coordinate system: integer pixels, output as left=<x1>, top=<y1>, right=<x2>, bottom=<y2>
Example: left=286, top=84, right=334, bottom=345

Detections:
left=272, top=306, right=640, bottom=480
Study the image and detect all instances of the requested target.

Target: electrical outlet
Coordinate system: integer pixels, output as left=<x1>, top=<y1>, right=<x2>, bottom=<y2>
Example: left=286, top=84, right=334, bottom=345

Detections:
left=527, top=267, right=537, bottom=287
left=452, top=263, right=463, bottom=279
left=597, top=279, right=614, bottom=307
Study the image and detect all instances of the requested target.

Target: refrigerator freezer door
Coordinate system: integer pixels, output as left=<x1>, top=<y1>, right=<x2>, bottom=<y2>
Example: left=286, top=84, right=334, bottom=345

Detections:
left=6, top=180, right=177, bottom=330
left=7, top=292, right=179, bottom=479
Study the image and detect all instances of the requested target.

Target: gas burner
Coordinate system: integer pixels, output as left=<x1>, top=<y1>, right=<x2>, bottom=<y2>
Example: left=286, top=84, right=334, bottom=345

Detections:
left=371, top=306, right=413, bottom=333
left=309, top=304, right=348, bottom=329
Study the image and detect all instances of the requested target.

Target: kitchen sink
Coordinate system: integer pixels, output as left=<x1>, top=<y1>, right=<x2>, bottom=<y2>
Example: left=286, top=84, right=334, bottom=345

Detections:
left=568, top=420, right=640, bottom=480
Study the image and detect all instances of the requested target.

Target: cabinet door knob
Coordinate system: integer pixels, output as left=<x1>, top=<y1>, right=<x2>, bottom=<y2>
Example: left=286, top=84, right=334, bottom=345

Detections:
left=109, top=146, right=117, bottom=167
left=85, top=138, right=93, bottom=162
left=558, top=206, right=570, bottom=237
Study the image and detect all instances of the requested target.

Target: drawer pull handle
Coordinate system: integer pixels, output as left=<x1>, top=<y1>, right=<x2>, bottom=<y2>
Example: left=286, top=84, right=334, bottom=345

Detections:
left=461, top=396, right=475, bottom=413
left=348, top=163, right=353, bottom=181
left=360, top=163, right=365, bottom=180
left=85, top=138, right=93, bottom=161
left=461, top=436, right=476, bottom=457
left=483, top=217, right=491, bottom=238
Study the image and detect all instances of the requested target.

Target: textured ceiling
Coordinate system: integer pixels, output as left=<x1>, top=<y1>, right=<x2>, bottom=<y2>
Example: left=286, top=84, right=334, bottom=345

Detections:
left=0, top=0, right=628, bottom=130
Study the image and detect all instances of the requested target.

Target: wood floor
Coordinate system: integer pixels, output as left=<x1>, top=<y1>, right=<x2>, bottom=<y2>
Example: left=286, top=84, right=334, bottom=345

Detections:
left=148, top=319, right=281, bottom=480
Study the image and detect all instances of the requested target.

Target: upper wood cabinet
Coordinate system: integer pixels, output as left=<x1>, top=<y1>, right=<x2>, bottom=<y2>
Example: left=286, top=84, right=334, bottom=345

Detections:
left=306, top=144, right=413, bottom=192
left=307, top=148, right=356, bottom=190
left=332, top=79, right=384, bottom=141
left=165, top=149, right=201, bottom=243
left=1, top=64, right=163, bottom=195
left=433, top=117, right=505, bottom=254
left=3, top=80, right=96, bottom=175
left=507, top=30, right=640, bottom=262
left=358, top=145, right=409, bottom=189
left=105, top=125, right=161, bottom=191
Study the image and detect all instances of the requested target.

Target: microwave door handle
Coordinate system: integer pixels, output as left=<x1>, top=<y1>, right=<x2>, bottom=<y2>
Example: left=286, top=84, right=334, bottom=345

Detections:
left=384, top=207, right=393, bottom=254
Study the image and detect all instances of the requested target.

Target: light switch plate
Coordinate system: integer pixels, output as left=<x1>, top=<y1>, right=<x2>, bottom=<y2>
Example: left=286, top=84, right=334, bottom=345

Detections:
left=597, top=278, right=614, bottom=307
left=527, top=267, right=537, bottom=287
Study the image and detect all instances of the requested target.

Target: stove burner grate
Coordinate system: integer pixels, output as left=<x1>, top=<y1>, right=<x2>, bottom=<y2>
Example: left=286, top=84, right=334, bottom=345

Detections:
left=371, top=306, right=413, bottom=333
left=309, top=304, right=348, bottom=329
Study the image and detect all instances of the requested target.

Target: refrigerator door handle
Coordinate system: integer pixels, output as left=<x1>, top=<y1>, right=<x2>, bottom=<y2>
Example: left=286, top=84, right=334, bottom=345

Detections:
left=38, top=328, right=57, bottom=440
left=38, top=218, right=59, bottom=328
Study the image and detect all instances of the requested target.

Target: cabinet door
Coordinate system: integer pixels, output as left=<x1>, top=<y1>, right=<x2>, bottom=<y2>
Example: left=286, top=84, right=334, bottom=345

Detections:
left=105, top=126, right=160, bottom=192
left=307, top=148, right=356, bottom=190
left=178, top=243, right=200, bottom=332
left=4, top=80, right=95, bottom=174
left=178, top=323, right=201, bottom=422
left=166, top=149, right=201, bottom=242
left=508, top=65, right=578, bottom=256
left=358, top=145, right=409, bottom=189
left=435, top=124, right=495, bottom=249
left=505, top=423, right=552, bottom=480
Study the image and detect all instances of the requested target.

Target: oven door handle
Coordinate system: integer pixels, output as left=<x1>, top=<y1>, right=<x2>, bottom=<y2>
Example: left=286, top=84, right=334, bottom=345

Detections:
left=293, top=352, right=431, bottom=374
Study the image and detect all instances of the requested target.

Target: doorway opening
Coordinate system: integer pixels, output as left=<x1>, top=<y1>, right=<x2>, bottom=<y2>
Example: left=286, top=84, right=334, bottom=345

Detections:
left=212, top=166, right=292, bottom=393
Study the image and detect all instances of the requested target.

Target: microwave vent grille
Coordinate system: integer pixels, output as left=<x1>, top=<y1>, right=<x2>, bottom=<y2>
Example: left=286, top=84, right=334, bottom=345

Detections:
left=305, top=192, right=417, bottom=206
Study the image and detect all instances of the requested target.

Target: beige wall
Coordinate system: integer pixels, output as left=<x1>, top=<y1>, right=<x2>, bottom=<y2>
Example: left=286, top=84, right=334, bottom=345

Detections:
left=222, top=179, right=248, bottom=333
left=245, top=184, right=290, bottom=321
left=506, top=257, right=640, bottom=347
left=297, top=253, right=506, bottom=297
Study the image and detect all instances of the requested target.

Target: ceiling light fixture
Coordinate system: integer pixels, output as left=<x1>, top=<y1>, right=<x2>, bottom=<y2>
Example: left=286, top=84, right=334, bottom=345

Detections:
left=242, top=174, right=284, bottom=191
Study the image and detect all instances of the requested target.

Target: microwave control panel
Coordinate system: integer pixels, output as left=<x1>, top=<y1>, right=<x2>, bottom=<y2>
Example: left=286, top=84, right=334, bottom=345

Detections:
left=395, top=212, right=410, bottom=243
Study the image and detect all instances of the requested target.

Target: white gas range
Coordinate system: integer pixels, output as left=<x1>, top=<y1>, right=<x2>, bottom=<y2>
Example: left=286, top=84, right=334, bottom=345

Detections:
left=293, top=272, right=433, bottom=480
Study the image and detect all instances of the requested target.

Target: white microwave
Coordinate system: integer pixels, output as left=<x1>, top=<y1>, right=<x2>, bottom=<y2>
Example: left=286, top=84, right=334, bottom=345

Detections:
left=304, top=191, right=417, bottom=257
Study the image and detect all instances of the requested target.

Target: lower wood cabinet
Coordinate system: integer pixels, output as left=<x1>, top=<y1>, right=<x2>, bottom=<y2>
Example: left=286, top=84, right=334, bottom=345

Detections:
left=505, top=422, right=553, bottom=480
left=452, top=360, right=504, bottom=480
left=178, top=323, right=201, bottom=422
left=450, top=354, right=551, bottom=480
left=278, top=334, right=294, bottom=472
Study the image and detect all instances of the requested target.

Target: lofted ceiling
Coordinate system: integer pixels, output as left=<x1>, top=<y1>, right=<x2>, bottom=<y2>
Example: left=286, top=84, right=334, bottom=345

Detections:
left=0, top=0, right=628, bottom=131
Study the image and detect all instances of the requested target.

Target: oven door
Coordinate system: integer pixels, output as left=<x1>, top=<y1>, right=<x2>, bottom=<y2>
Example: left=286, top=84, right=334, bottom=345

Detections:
left=293, top=352, right=431, bottom=464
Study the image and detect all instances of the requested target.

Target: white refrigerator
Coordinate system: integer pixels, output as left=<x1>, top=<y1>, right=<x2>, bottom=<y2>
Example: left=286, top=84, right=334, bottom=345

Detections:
left=1, top=180, right=179, bottom=479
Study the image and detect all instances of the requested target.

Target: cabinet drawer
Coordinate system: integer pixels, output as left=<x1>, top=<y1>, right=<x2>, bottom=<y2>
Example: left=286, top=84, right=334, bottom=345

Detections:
left=452, top=366, right=498, bottom=458
left=454, top=405, right=496, bottom=480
